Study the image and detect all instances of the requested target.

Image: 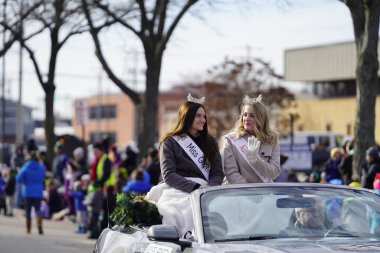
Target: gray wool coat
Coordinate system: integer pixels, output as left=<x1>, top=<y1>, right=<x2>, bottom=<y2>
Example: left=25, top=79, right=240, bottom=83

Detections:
left=223, top=132, right=280, bottom=184
left=160, top=136, right=224, bottom=193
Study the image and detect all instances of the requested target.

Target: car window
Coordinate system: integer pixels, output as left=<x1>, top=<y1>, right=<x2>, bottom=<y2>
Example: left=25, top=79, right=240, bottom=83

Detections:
left=200, top=187, right=380, bottom=242
left=206, top=194, right=293, bottom=237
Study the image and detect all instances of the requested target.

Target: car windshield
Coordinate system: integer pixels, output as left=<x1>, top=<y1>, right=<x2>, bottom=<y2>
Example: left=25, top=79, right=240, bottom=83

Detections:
left=200, top=186, right=380, bottom=242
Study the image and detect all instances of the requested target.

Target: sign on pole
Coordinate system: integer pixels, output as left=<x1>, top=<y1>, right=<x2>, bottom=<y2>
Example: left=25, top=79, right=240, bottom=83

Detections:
left=75, top=100, right=88, bottom=125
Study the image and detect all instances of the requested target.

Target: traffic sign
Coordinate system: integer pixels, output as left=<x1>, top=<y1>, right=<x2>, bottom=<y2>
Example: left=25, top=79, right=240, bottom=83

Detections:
left=75, top=100, right=88, bottom=125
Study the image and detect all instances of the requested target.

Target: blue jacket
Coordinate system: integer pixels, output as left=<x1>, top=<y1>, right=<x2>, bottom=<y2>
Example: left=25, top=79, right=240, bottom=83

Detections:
left=16, top=159, right=45, bottom=198
left=122, top=180, right=151, bottom=194
left=72, top=190, right=87, bottom=211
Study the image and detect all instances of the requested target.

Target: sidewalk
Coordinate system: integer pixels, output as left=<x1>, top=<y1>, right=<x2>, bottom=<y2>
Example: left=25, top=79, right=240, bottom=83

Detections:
left=0, top=208, right=94, bottom=253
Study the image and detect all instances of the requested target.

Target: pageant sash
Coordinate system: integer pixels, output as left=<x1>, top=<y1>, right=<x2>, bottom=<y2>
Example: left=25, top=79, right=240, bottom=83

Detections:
left=173, top=135, right=210, bottom=181
left=225, top=132, right=272, bottom=183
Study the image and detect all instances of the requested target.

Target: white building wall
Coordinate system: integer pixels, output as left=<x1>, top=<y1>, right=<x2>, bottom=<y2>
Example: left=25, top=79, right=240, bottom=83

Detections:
left=285, top=41, right=380, bottom=82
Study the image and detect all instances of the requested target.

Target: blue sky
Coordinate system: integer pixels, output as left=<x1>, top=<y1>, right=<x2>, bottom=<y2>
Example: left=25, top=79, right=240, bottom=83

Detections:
left=4, top=0, right=354, bottom=118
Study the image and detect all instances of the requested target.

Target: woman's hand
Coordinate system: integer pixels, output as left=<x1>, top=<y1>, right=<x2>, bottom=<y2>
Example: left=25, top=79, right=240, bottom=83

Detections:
left=246, top=136, right=261, bottom=163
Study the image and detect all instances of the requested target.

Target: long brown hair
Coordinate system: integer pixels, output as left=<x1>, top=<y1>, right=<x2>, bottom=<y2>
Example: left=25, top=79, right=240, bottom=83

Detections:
left=233, top=99, right=278, bottom=144
left=160, top=101, right=218, bottom=166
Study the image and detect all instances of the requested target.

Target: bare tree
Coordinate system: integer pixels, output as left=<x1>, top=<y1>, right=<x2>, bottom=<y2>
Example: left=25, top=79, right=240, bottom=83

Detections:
left=1, top=0, right=89, bottom=165
left=201, top=58, right=295, bottom=139
left=340, top=0, right=380, bottom=177
left=0, top=0, right=43, bottom=57
left=82, top=0, right=202, bottom=154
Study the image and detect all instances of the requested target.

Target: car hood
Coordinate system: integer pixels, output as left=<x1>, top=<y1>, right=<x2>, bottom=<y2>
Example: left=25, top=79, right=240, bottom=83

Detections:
left=192, top=238, right=380, bottom=253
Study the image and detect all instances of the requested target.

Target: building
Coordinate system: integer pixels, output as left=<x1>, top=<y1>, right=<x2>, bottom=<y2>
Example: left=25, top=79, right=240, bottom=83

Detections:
left=72, top=88, right=201, bottom=148
left=0, top=97, right=34, bottom=143
left=284, top=41, right=380, bottom=142
left=72, top=93, right=137, bottom=147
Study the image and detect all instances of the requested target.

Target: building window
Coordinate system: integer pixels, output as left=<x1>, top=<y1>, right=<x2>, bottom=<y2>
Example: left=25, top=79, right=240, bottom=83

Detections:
left=89, top=104, right=117, bottom=119
left=89, top=132, right=117, bottom=144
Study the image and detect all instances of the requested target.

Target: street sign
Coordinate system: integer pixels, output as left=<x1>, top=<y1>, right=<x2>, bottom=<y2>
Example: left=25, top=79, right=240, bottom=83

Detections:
left=75, top=100, right=88, bottom=125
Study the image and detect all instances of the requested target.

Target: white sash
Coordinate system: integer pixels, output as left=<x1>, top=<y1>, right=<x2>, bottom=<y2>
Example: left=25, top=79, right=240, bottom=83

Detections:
left=172, top=135, right=210, bottom=181
left=225, top=132, right=272, bottom=183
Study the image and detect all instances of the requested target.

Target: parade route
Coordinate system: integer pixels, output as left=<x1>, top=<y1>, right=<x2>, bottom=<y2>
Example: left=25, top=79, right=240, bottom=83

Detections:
left=0, top=209, right=94, bottom=253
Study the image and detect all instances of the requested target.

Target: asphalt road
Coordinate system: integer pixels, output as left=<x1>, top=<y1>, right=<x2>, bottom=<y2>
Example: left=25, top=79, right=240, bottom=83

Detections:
left=0, top=209, right=95, bottom=253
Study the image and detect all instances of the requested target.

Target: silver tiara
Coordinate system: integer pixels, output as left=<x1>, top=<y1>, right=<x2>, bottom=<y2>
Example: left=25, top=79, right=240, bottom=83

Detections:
left=243, top=94, right=262, bottom=104
left=187, top=93, right=205, bottom=104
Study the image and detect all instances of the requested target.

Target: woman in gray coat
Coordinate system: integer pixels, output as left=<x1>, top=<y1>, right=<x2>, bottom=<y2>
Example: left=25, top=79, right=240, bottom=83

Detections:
left=223, top=94, right=280, bottom=184
left=159, top=93, right=224, bottom=192
left=146, top=94, right=223, bottom=237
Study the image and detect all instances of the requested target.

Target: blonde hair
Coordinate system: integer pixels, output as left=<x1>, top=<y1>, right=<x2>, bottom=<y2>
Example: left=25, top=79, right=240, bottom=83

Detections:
left=232, top=98, right=278, bottom=145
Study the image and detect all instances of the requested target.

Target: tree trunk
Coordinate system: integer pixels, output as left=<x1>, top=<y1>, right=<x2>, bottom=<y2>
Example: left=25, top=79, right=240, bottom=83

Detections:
left=346, top=0, right=380, bottom=178
left=44, top=83, right=56, bottom=167
left=139, top=53, right=162, bottom=155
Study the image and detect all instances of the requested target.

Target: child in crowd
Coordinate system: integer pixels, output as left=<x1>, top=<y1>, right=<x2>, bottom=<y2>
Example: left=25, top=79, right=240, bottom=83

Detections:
left=3, top=167, right=16, bottom=216
left=72, top=180, right=88, bottom=233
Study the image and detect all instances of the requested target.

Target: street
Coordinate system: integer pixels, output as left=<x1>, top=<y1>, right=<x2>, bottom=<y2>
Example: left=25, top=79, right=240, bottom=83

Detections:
left=0, top=209, right=94, bottom=253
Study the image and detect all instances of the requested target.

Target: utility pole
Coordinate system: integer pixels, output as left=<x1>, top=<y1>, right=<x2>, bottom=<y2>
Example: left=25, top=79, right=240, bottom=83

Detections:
left=96, top=69, right=102, bottom=142
left=131, top=50, right=138, bottom=88
left=246, top=45, right=251, bottom=61
left=125, top=49, right=143, bottom=143
left=16, top=0, right=24, bottom=145
left=1, top=0, right=7, bottom=163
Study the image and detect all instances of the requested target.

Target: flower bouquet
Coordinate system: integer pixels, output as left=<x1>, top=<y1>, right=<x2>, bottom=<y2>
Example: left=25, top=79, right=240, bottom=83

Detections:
left=111, top=192, right=162, bottom=228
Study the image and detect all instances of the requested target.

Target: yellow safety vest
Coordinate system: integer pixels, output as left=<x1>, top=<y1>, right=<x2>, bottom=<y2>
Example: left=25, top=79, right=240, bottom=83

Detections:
left=96, top=154, right=116, bottom=187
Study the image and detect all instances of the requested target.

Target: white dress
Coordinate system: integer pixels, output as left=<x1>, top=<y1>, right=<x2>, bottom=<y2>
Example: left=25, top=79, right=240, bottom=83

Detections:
left=145, top=177, right=207, bottom=236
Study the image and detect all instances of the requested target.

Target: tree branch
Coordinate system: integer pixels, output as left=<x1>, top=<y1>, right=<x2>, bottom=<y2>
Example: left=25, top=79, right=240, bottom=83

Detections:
left=23, top=25, right=46, bottom=40
left=58, top=28, right=88, bottom=50
left=96, top=1, right=141, bottom=38
left=82, top=0, right=141, bottom=104
left=20, top=41, right=46, bottom=90
left=341, top=0, right=365, bottom=43
left=0, top=34, right=17, bottom=57
left=152, top=0, right=161, bottom=26
left=136, top=0, right=151, bottom=37
left=156, top=0, right=168, bottom=38
left=160, top=0, right=198, bottom=52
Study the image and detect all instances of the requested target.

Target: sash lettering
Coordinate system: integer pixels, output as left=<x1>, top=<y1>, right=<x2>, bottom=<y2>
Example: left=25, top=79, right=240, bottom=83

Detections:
left=225, top=132, right=272, bottom=183
left=173, top=135, right=210, bottom=181
left=186, top=143, right=199, bottom=157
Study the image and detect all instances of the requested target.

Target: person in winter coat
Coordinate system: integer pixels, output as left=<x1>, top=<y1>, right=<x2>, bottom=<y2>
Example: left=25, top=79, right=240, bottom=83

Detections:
left=72, top=180, right=88, bottom=233
left=223, top=94, right=280, bottom=184
left=146, top=93, right=223, bottom=237
left=52, top=140, right=69, bottom=185
left=3, top=168, right=16, bottom=216
left=120, top=144, right=139, bottom=176
left=361, top=146, right=380, bottom=189
left=122, top=169, right=151, bottom=193
left=339, top=140, right=354, bottom=185
left=85, top=181, right=103, bottom=239
left=16, top=139, right=45, bottom=234
left=324, top=148, right=342, bottom=183
left=159, top=93, right=223, bottom=192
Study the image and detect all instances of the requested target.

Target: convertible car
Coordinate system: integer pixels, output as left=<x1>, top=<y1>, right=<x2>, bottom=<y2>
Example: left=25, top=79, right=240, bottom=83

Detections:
left=93, top=183, right=380, bottom=253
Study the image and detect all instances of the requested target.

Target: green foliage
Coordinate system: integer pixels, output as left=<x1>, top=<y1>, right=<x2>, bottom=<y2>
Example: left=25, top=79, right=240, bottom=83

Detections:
left=111, top=192, right=162, bottom=227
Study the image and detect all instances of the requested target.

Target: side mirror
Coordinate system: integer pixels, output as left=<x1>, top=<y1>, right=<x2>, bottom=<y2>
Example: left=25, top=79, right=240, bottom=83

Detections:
left=147, top=225, right=180, bottom=241
left=147, top=225, right=192, bottom=250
